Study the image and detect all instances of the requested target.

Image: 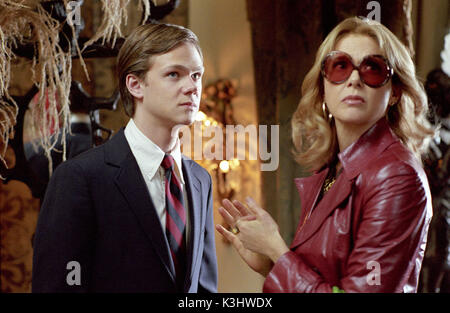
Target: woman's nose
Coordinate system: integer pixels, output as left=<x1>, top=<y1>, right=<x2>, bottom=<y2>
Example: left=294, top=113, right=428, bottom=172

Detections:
left=346, top=69, right=363, bottom=88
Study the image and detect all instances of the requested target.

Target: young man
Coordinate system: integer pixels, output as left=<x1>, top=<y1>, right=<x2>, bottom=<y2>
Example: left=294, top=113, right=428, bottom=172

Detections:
left=32, top=23, right=218, bottom=293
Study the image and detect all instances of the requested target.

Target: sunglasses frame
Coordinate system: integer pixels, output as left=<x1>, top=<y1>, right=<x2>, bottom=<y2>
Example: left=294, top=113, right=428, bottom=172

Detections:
left=321, top=51, right=394, bottom=88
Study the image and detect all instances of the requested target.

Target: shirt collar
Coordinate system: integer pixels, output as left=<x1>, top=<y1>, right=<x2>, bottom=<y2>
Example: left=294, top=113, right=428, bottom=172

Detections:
left=338, top=118, right=399, bottom=179
left=124, top=119, right=184, bottom=184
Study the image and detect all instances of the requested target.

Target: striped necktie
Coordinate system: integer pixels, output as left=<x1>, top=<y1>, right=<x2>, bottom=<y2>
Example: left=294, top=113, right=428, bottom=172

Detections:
left=161, top=154, right=186, bottom=289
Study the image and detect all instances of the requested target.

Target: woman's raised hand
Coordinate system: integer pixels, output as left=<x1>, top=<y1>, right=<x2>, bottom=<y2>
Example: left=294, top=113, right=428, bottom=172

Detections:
left=216, top=197, right=289, bottom=276
left=216, top=198, right=273, bottom=276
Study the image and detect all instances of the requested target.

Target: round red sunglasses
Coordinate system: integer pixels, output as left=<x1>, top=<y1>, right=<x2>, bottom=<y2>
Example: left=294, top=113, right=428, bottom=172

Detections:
left=321, top=51, right=394, bottom=88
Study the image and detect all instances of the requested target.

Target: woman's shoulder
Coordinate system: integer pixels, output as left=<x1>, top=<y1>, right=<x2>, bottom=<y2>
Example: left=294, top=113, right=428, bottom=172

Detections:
left=360, top=140, right=427, bottom=186
left=356, top=140, right=432, bottom=222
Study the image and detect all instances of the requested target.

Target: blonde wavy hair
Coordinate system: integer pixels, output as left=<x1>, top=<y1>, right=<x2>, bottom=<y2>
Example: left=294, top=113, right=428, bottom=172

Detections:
left=292, top=17, right=434, bottom=172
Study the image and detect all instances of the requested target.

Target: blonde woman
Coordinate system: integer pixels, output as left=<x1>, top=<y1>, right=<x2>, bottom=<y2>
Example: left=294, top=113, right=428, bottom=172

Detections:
left=216, top=17, right=434, bottom=293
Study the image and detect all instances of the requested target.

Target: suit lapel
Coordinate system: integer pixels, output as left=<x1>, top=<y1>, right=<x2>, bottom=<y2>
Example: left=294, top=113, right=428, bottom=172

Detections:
left=181, top=157, right=202, bottom=285
left=291, top=171, right=353, bottom=249
left=108, top=131, right=175, bottom=281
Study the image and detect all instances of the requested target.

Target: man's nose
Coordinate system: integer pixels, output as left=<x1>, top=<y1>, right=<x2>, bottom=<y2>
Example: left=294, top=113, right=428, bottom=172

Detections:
left=182, top=78, right=199, bottom=95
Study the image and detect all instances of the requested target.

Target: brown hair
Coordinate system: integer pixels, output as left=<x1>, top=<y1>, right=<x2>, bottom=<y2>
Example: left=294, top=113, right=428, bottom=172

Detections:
left=117, top=23, right=202, bottom=117
left=291, top=17, right=434, bottom=171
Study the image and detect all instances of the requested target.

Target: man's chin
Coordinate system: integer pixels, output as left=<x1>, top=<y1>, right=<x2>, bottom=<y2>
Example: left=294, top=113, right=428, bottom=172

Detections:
left=171, top=120, right=194, bottom=131
left=169, top=111, right=199, bottom=129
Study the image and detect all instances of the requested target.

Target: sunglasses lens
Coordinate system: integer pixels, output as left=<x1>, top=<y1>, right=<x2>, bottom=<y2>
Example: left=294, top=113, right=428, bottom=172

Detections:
left=323, top=52, right=392, bottom=87
left=360, top=56, right=390, bottom=87
left=323, top=53, right=353, bottom=83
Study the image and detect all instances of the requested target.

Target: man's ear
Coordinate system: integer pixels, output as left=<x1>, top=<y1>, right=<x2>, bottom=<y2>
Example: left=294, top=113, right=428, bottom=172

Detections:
left=125, top=74, right=144, bottom=100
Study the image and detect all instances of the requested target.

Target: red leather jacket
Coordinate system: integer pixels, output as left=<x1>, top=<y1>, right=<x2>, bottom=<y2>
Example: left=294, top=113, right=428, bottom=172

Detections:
left=263, top=118, right=432, bottom=293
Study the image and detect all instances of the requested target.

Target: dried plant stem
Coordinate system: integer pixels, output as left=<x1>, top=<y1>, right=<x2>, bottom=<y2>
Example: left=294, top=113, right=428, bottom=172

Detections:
left=82, top=0, right=151, bottom=51
left=0, top=1, right=72, bottom=176
left=82, top=0, right=131, bottom=50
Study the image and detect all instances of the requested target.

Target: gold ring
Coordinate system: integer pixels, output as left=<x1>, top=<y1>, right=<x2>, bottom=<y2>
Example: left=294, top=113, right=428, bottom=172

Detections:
left=231, top=226, right=240, bottom=234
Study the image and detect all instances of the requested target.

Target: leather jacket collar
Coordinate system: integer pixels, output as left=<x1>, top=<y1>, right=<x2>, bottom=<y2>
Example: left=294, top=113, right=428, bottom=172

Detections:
left=338, top=117, right=399, bottom=180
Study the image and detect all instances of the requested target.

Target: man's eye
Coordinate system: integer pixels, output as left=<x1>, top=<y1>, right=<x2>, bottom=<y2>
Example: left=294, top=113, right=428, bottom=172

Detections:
left=192, top=73, right=202, bottom=80
left=168, top=72, right=179, bottom=78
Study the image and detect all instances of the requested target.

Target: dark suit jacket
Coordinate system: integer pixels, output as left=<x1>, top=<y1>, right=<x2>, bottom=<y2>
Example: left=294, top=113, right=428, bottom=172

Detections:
left=24, top=122, right=93, bottom=202
left=32, top=129, right=218, bottom=293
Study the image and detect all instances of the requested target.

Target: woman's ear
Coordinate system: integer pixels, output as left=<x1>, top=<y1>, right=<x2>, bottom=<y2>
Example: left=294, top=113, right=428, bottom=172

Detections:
left=389, top=84, right=401, bottom=106
left=125, top=74, right=144, bottom=100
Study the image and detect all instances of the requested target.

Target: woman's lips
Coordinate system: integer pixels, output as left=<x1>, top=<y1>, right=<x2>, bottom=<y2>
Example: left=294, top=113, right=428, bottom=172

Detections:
left=342, top=95, right=365, bottom=105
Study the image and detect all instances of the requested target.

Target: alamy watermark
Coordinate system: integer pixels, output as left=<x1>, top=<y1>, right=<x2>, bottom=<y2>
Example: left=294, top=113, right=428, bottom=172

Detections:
left=66, top=0, right=382, bottom=26
left=66, top=260, right=381, bottom=288
left=66, top=260, right=81, bottom=286
left=175, top=122, right=279, bottom=172
left=66, top=1, right=82, bottom=26
left=367, top=1, right=381, bottom=22
left=366, top=260, right=381, bottom=286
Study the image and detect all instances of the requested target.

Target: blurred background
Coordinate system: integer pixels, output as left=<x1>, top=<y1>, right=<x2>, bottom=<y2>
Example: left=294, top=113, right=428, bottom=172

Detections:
left=1, top=0, right=449, bottom=293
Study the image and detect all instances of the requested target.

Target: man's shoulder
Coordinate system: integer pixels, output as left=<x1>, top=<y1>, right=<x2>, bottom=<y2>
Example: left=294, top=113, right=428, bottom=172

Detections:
left=67, top=129, right=128, bottom=168
left=53, top=142, right=107, bottom=179
left=182, top=156, right=212, bottom=183
left=70, top=143, right=105, bottom=165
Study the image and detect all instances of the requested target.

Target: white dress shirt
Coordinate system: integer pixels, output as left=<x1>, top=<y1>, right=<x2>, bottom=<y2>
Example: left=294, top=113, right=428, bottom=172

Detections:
left=124, top=119, right=190, bottom=243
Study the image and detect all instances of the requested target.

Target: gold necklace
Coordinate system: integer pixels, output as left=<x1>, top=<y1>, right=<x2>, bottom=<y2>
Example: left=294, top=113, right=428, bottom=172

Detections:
left=323, top=160, right=342, bottom=193
left=323, top=176, right=336, bottom=193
